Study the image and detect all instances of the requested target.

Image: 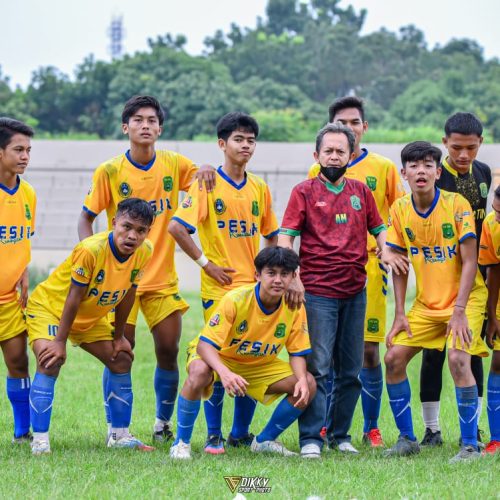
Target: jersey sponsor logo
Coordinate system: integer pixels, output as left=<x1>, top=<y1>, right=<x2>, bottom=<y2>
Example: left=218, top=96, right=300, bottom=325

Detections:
left=119, top=182, right=132, bottom=198
left=315, top=201, right=327, bottom=207
left=410, top=244, right=457, bottom=263
left=252, top=201, right=259, bottom=216
left=209, top=313, right=221, bottom=327
left=479, top=182, right=488, bottom=198
left=350, top=195, right=361, bottom=211
left=163, top=176, right=173, bottom=192
left=274, top=323, right=286, bottom=338
left=441, top=223, right=454, bottom=239
left=335, top=213, right=347, bottom=224
left=367, top=318, right=379, bottom=333
left=0, top=225, right=33, bottom=243
left=95, top=269, right=105, bottom=284
left=182, top=195, right=192, bottom=209
left=88, top=288, right=128, bottom=306
left=229, top=338, right=280, bottom=357
left=214, top=198, right=226, bottom=215
left=366, top=176, right=377, bottom=191
left=25, top=204, right=32, bottom=220
left=236, top=320, right=248, bottom=334
left=218, top=219, right=259, bottom=238
left=404, top=227, right=416, bottom=242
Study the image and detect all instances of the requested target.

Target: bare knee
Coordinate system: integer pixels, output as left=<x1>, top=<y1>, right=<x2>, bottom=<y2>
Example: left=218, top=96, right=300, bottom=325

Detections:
left=5, top=349, right=29, bottom=377
left=491, top=353, right=500, bottom=374
left=448, top=350, right=471, bottom=381
left=364, top=342, right=380, bottom=368
left=384, top=349, right=407, bottom=380
left=107, top=351, right=133, bottom=374
left=186, top=361, right=212, bottom=391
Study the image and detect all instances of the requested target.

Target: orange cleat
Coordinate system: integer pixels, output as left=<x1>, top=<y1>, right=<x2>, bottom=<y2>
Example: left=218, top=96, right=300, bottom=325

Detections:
left=363, top=428, right=384, bottom=448
left=482, top=440, right=500, bottom=455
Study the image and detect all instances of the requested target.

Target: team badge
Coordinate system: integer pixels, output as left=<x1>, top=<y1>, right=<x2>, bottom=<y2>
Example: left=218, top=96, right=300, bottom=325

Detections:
left=130, top=269, right=140, bottom=282
left=214, top=198, right=226, bottom=215
left=350, top=195, right=361, bottom=211
left=274, top=323, right=286, bottom=338
left=163, top=176, right=173, bottom=192
left=119, top=182, right=132, bottom=198
left=182, top=195, right=193, bottom=209
left=479, top=182, right=488, bottom=198
left=252, top=201, right=259, bottom=216
left=441, top=223, right=454, bottom=239
left=75, top=267, right=86, bottom=277
left=366, top=176, right=377, bottom=191
left=404, top=227, right=415, bottom=242
left=209, top=313, right=221, bottom=327
left=24, top=204, right=32, bottom=220
left=367, top=318, right=379, bottom=333
left=236, top=320, right=248, bottom=334
left=95, top=269, right=105, bottom=284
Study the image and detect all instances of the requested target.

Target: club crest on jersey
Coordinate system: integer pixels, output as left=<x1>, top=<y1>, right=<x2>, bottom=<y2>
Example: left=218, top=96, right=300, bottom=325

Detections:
left=209, top=313, right=221, bottom=327
left=252, top=201, right=259, bottom=216
left=274, top=323, right=286, bottom=338
left=182, top=195, right=193, bottom=208
left=405, top=227, right=415, bottom=242
left=163, top=176, right=173, bottom=192
left=367, top=318, right=379, bottom=333
left=442, top=223, right=454, bottom=239
left=214, top=198, right=226, bottom=215
left=236, top=320, right=248, bottom=334
left=479, top=182, right=488, bottom=198
left=75, top=267, right=86, bottom=277
left=24, top=204, right=32, bottom=220
left=366, top=176, right=377, bottom=191
left=95, top=269, right=105, bottom=284
left=119, top=182, right=132, bottom=198
left=130, top=269, right=140, bottom=282
left=350, top=195, right=361, bottom=211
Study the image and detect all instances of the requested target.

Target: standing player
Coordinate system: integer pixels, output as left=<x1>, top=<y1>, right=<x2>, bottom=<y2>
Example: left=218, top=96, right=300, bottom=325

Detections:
left=169, top=112, right=279, bottom=454
left=169, top=246, right=315, bottom=459
left=383, top=141, right=488, bottom=462
left=478, top=186, right=500, bottom=455
left=0, top=118, right=35, bottom=444
left=78, top=95, right=214, bottom=442
left=419, top=113, right=491, bottom=446
left=27, top=199, right=154, bottom=455
left=308, top=96, right=405, bottom=447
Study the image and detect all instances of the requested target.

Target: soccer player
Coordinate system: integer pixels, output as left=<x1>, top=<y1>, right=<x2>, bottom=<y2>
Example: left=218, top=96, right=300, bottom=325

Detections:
left=27, top=198, right=154, bottom=455
left=478, top=186, right=500, bottom=455
left=78, top=95, right=215, bottom=442
left=169, top=246, right=315, bottom=459
left=169, top=112, right=279, bottom=454
left=419, top=112, right=491, bottom=446
left=383, top=141, right=488, bottom=462
left=0, top=118, right=35, bottom=443
left=308, top=96, right=405, bottom=447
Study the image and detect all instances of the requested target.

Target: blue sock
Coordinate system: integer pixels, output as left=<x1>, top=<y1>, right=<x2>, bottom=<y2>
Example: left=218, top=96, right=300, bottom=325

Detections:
left=175, top=395, right=201, bottom=445
left=360, top=365, right=383, bottom=433
left=231, top=396, right=257, bottom=439
left=107, top=372, right=133, bottom=428
left=456, top=385, right=478, bottom=447
left=6, top=376, right=31, bottom=437
left=154, top=367, right=178, bottom=422
left=256, top=397, right=303, bottom=443
left=29, top=373, right=56, bottom=433
left=324, top=368, right=334, bottom=427
left=387, top=378, right=415, bottom=440
left=102, top=367, right=111, bottom=425
left=487, top=373, right=500, bottom=441
left=204, top=381, right=224, bottom=437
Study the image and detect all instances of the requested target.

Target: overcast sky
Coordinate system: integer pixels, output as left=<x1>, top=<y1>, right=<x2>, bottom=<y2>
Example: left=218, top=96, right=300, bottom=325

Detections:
left=2, top=0, right=499, bottom=88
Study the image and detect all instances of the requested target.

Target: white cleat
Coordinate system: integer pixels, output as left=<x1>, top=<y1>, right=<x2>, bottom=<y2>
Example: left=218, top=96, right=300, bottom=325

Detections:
left=169, top=439, right=192, bottom=460
left=31, top=438, right=51, bottom=456
left=107, top=432, right=155, bottom=451
left=301, top=443, right=321, bottom=459
left=251, top=437, right=297, bottom=456
left=338, top=441, right=359, bottom=454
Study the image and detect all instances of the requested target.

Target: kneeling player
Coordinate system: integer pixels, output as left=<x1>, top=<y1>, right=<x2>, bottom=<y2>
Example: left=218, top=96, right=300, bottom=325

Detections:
left=26, top=199, right=154, bottom=455
left=383, top=142, right=488, bottom=463
left=169, top=247, right=316, bottom=459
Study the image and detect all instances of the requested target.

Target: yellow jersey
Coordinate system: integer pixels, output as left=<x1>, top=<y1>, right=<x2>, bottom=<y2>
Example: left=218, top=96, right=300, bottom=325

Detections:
left=308, top=150, right=405, bottom=251
left=172, top=167, right=279, bottom=300
left=387, top=188, right=476, bottom=316
left=28, top=231, right=153, bottom=332
left=199, top=283, right=311, bottom=366
left=0, top=177, right=36, bottom=303
left=83, top=150, right=197, bottom=293
left=479, top=211, right=500, bottom=267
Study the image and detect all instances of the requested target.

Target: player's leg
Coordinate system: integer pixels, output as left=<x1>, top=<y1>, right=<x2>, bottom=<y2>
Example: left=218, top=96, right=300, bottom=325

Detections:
left=484, top=349, right=500, bottom=454
left=470, top=354, right=485, bottom=445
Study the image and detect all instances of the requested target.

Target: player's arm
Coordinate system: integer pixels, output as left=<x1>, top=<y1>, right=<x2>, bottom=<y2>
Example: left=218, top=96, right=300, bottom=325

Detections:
left=289, top=355, right=310, bottom=408
left=277, top=233, right=305, bottom=309
left=486, top=264, right=500, bottom=348
left=16, top=267, right=29, bottom=308
left=265, top=234, right=278, bottom=247
left=111, top=286, right=137, bottom=361
left=376, top=231, right=409, bottom=275
left=386, top=263, right=411, bottom=347
left=193, top=165, right=217, bottom=192
left=78, top=210, right=96, bottom=240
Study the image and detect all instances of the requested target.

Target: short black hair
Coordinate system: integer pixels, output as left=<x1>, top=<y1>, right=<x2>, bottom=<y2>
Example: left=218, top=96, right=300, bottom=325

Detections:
left=315, top=123, right=355, bottom=155
left=328, top=96, right=365, bottom=122
left=216, top=112, right=259, bottom=141
left=116, top=198, right=155, bottom=226
left=401, top=141, right=442, bottom=166
left=495, top=185, right=500, bottom=198
left=444, top=112, right=483, bottom=137
left=0, top=117, right=34, bottom=149
left=254, top=246, right=299, bottom=273
left=122, top=95, right=165, bottom=126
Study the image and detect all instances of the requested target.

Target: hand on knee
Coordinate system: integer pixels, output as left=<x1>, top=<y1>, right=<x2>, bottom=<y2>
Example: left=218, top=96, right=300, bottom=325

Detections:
left=108, top=351, right=133, bottom=374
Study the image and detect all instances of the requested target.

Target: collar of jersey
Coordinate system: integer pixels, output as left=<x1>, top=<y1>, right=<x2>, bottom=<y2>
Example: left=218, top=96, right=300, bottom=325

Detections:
left=255, top=283, right=282, bottom=315
left=347, top=148, right=368, bottom=168
left=125, top=150, right=156, bottom=171
left=0, top=175, right=20, bottom=195
left=108, top=232, right=131, bottom=263
left=217, top=166, right=247, bottom=190
left=319, top=175, right=346, bottom=194
left=442, top=157, right=472, bottom=177
left=411, top=187, right=440, bottom=219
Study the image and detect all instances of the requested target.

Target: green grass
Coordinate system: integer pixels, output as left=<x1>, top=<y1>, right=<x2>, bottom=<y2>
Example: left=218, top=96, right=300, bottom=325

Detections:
left=0, top=291, right=498, bottom=499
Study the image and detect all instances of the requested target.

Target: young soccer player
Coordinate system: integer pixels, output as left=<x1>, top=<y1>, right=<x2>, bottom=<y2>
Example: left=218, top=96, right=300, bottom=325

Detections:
left=169, top=112, right=279, bottom=454
left=78, top=95, right=215, bottom=442
left=0, top=118, right=35, bottom=443
left=383, top=141, right=488, bottom=462
left=308, top=97, right=405, bottom=447
left=169, top=246, right=315, bottom=459
left=478, top=186, right=500, bottom=455
left=419, top=112, right=491, bottom=446
left=27, top=198, right=154, bottom=455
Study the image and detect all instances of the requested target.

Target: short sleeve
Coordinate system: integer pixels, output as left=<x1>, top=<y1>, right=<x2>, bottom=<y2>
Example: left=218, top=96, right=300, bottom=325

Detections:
left=280, top=185, right=306, bottom=237
left=199, top=297, right=236, bottom=350
left=454, top=195, right=476, bottom=243
left=70, top=245, right=96, bottom=286
left=260, top=184, right=279, bottom=239
left=176, top=153, right=199, bottom=192
left=307, top=163, right=320, bottom=179
left=286, top=306, right=312, bottom=356
left=171, top=182, right=208, bottom=234
left=479, top=220, right=498, bottom=266
left=386, top=204, right=407, bottom=252
left=386, top=161, right=406, bottom=206
left=83, top=165, right=112, bottom=217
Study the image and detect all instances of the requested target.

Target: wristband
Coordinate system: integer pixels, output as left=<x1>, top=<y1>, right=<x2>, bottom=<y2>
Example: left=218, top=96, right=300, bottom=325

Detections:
left=195, top=254, right=209, bottom=268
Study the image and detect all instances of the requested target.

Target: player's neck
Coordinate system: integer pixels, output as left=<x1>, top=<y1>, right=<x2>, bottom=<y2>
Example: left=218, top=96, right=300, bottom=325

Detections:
left=258, top=287, right=281, bottom=311
left=0, top=169, right=18, bottom=189
left=129, top=144, right=155, bottom=166
left=412, top=189, right=436, bottom=212
left=446, top=156, right=470, bottom=175
left=221, top=162, right=246, bottom=184
left=353, top=145, right=363, bottom=159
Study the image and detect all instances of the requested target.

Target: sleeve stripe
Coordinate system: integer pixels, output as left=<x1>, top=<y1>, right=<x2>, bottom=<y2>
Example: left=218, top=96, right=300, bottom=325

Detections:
left=171, top=216, right=196, bottom=234
left=82, top=206, right=98, bottom=217
left=289, top=349, right=312, bottom=357
left=71, top=278, right=88, bottom=287
left=279, top=228, right=301, bottom=236
left=369, top=224, right=386, bottom=236
left=199, top=336, right=221, bottom=351
left=386, top=242, right=407, bottom=252
left=459, top=232, right=477, bottom=243
left=263, top=229, right=280, bottom=239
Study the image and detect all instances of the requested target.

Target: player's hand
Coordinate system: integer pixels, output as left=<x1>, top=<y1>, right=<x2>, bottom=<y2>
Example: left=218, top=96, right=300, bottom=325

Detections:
left=16, top=269, right=29, bottom=308
left=380, top=248, right=410, bottom=276
left=203, top=261, right=235, bottom=286
left=111, top=336, right=134, bottom=362
left=293, top=377, right=310, bottom=409
left=447, top=307, right=472, bottom=350
left=285, top=275, right=305, bottom=310
left=38, top=340, right=67, bottom=369
left=195, top=164, right=216, bottom=192
left=219, top=371, right=249, bottom=397
left=486, top=317, right=500, bottom=349
left=386, top=314, right=412, bottom=348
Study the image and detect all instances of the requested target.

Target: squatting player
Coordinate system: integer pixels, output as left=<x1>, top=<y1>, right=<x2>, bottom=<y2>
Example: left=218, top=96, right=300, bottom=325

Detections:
left=27, top=199, right=154, bottom=455
left=169, top=112, right=279, bottom=454
left=0, top=118, right=36, bottom=443
left=383, top=141, right=488, bottom=462
left=169, top=246, right=315, bottom=459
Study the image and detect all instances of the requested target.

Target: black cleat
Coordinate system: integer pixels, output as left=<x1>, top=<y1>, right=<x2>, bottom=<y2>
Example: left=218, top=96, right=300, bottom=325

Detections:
left=420, top=428, right=443, bottom=447
left=227, top=432, right=255, bottom=448
left=384, top=435, right=420, bottom=457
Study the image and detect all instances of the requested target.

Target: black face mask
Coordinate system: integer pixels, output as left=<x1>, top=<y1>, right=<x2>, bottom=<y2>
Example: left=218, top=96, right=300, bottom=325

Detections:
left=320, top=164, right=348, bottom=184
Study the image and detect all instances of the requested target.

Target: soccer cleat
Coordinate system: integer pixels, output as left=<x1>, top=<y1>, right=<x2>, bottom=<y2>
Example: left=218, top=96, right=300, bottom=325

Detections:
left=227, top=432, right=255, bottom=448
left=204, top=434, right=226, bottom=455
left=152, top=421, right=174, bottom=443
left=12, top=432, right=33, bottom=444
left=169, top=440, right=192, bottom=460
left=482, top=440, right=500, bottom=456
left=300, top=443, right=321, bottom=459
left=459, top=428, right=485, bottom=449
left=384, top=435, right=420, bottom=457
left=31, top=438, right=51, bottom=456
left=251, top=437, right=297, bottom=456
left=338, top=442, right=359, bottom=454
left=420, top=428, right=443, bottom=447
left=363, top=428, right=384, bottom=448
left=449, top=445, right=481, bottom=463
left=107, top=433, right=155, bottom=451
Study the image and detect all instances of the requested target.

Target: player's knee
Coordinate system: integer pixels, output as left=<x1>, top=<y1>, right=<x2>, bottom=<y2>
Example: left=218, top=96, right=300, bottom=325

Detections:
left=491, top=353, right=500, bottom=374
left=384, top=350, right=404, bottom=377
left=5, top=349, right=29, bottom=377
left=155, top=343, right=179, bottom=367
left=447, top=350, right=470, bottom=379
left=109, top=351, right=133, bottom=374
left=363, top=342, right=380, bottom=367
left=187, top=361, right=212, bottom=389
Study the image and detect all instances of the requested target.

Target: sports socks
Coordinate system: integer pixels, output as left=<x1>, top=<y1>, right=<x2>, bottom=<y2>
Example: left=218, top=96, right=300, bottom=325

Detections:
left=387, top=378, right=415, bottom=440
left=30, top=373, right=56, bottom=433
left=6, top=376, right=30, bottom=437
left=204, top=381, right=224, bottom=437
left=154, top=367, right=178, bottom=429
left=421, top=401, right=440, bottom=432
left=102, top=367, right=111, bottom=427
left=230, top=395, right=257, bottom=439
left=175, top=395, right=201, bottom=444
left=360, top=365, right=383, bottom=433
left=487, top=373, right=500, bottom=441
left=455, top=385, right=478, bottom=448
left=256, top=397, right=302, bottom=443
left=107, top=372, right=133, bottom=433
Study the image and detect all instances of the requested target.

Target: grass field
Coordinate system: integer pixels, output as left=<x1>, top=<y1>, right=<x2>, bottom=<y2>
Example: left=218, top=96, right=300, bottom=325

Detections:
left=0, top=291, right=498, bottom=499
